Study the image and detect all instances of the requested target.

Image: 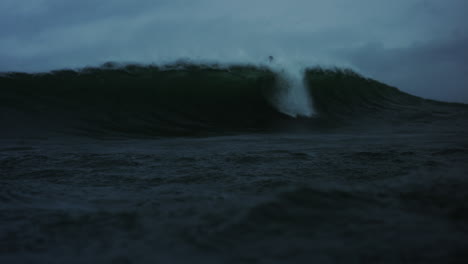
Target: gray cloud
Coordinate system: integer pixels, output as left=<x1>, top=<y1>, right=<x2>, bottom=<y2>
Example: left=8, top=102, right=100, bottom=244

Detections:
left=340, top=35, right=468, bottom=102
left=1, top=0, right=467, bottom=102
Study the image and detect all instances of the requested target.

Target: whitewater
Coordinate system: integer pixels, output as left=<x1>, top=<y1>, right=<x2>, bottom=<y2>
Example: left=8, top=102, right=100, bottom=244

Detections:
left=268, top=62, right=315, bottom=118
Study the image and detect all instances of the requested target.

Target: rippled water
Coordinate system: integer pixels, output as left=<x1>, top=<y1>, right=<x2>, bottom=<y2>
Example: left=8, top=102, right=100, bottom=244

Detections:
left=1, top=130, right=468, bottom=263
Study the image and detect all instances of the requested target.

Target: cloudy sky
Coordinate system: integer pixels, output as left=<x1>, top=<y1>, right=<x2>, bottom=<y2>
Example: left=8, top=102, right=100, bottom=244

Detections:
left=1, top=0, right=467, bottom=102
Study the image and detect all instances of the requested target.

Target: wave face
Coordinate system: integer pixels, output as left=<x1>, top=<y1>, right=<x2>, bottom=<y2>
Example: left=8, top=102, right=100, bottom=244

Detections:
left=305, top=68, right=468, bottom=128
left=1, top=63, right=467, bottom=137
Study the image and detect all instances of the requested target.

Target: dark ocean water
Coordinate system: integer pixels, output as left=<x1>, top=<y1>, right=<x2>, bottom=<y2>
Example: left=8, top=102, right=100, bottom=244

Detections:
left=1, top=64, right=468, bottom=263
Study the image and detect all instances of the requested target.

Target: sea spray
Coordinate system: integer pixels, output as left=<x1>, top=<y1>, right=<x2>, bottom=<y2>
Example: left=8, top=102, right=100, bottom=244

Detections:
left=268, top=62, right=315, bottom=118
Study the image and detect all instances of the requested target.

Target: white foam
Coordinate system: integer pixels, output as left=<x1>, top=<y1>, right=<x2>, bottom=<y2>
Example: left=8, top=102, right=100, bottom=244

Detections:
left=268, top=62, right=315, bottom=118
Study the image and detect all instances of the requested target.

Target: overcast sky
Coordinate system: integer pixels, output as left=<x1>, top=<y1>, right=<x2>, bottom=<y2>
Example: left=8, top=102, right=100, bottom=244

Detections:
left=1, top=0, right=467, bottom=102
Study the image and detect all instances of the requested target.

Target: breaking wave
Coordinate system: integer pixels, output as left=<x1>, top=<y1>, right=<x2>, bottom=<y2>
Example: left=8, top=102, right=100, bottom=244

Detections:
left=0, top=62, right=466, bottom=137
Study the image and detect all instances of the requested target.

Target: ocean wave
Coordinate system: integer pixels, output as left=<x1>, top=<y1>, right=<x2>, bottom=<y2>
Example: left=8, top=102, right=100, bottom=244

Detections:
left=1, top=62, right=466, bottom=137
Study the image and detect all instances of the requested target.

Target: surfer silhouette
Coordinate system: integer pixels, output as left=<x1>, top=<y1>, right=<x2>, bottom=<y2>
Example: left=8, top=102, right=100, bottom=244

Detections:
left=268, top=56, right=274, bottom=63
